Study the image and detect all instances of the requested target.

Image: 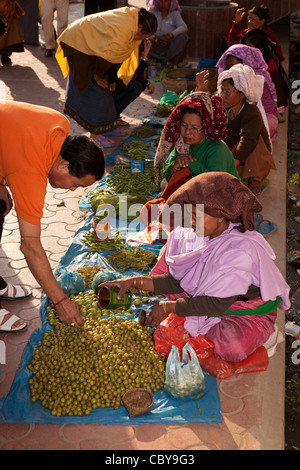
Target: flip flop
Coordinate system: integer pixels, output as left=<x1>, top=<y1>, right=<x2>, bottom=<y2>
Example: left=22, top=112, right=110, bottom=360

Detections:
left=0, top=283, right=32, bottom=301
left=254, top=213, right=263, bottom=231
left=94, top=137, right=115, bottom=148
left=248, top=184, right=268, bottom=197
left=0, top=308, right=27, bottom=332
left=103, top=127, right=128, bottom=137
left=255, top=219, right=278, bottom=236
left=287, top=250, right=300, bottom=267
left=117, top=118, right=130, bottom=127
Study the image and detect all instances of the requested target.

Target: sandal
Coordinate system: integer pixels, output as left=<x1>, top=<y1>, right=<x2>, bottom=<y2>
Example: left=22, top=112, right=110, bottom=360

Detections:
left=0, top=308, right=27, bottom=332
left=287, top=250, right=300, bottom=267
left=94, top=137, right=115, bottom=148
left=117, top=118, right=130, bottom=127
left=0, top=283, right=32, bottom=301
left=249, top=184, right=268, bottom=197
left=103, top=127, right=128, bottom=137
left=248, top=178, right=269, bottom=197
left=255, top=218, right=278, bottom=236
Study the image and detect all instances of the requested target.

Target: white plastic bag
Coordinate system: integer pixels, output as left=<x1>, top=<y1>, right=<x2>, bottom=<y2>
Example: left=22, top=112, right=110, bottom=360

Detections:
left=164, top=343, right=205, bottom=399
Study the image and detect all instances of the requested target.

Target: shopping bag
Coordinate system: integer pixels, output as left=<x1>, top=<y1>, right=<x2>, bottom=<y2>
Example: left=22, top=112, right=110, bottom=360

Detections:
left=164, top=343, right=205, bottom=399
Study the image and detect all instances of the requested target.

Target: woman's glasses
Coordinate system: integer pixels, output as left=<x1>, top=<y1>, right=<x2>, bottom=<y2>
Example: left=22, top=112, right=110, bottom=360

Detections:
left=180, top=123, right=203, bottom=134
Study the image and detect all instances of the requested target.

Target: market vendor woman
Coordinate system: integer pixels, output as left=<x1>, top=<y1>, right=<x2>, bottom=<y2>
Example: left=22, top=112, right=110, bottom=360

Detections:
left=99, top=172, right=290, bottom=362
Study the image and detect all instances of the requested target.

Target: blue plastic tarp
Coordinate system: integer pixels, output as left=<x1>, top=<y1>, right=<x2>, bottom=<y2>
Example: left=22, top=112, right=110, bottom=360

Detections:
left=0, top=141, right=222, bottom=425
left=105, top=128, right=160, bottom=166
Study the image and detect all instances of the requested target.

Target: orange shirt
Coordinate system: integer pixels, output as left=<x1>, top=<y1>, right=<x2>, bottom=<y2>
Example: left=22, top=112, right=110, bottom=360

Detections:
left=0, top=101, right=70, bottom=225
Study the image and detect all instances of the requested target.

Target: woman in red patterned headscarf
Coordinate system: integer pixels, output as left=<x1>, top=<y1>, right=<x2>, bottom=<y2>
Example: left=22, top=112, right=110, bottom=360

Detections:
left=154, top=91, right=238, bottom=189
left=141, top=92, right=239, bottom=227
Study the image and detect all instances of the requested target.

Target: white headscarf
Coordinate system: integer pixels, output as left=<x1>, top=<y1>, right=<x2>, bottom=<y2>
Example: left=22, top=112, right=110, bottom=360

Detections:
left=217, top=63, right=264, bottom=103
left=217, top=64, right=271, bottom=147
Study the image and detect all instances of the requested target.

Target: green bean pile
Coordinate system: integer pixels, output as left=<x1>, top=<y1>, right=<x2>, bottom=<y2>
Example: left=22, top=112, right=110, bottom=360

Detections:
left=28, top=317, right=166, bottom=415
left=107, top=163, right=162, bottom=196
left=107, top=247, right=157, bottom=272
left=89, top=192, right=150, bottom=221
left=132, top=127, right=160, bottom=138
left=153, top=103, right=175, bottom=117
left=82, top=231, right=128, bottom=252
left=122, top=140, right=150, bottom=160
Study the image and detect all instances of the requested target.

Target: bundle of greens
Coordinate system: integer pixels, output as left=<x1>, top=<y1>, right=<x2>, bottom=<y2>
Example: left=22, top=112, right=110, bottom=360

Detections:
left=107, top=247, right=157, bottom=272
left=122, top=140, right=150, bottom=160
left=107, top=163, right=162, bottom=196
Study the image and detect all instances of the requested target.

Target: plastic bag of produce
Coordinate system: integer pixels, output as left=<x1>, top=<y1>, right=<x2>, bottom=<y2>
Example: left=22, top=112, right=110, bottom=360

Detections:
left=164, top=343, right=205, bottom=399
left=56, top=267, right=86, bottom=296
left=91, top=268, right=120, bottom=293
left=160, top=90, right=179, bottom=104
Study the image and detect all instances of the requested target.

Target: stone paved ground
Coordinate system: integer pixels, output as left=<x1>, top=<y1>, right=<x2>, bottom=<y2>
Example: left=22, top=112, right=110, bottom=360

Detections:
left=0, top=1, right=290, bottom=450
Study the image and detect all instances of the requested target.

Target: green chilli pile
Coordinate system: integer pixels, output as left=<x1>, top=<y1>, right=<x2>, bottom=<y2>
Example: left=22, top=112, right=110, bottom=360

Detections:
left=122, top=140, right=150, bottom=160
left=153, top=102, right=175, bottom=117
left=131, top=127, right=160, bottom=138
left=28, top=317, right=166, bottom=416
left=107, top=163, right=162, bottom=196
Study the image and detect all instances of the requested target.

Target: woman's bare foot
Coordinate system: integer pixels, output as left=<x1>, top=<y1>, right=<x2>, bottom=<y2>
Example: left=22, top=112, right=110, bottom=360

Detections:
left=117, top=118, right=130, bottom=127
left=89, top=133, right=115, bottom=145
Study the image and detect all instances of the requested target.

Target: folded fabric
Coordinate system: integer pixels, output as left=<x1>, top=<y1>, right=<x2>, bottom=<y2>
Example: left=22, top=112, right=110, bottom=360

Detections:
left=184, top=316, right=221, bottom=336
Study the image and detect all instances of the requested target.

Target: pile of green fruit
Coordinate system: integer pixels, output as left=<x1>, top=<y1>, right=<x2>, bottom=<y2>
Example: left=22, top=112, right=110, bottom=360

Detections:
left=46, top=290, right=133, bottom=326
left=28, top=317, right=166, bottom=416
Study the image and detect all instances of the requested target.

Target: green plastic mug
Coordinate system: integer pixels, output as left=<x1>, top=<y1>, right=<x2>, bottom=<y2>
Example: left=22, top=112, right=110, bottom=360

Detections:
left=97, top=286, right=132, bottom=310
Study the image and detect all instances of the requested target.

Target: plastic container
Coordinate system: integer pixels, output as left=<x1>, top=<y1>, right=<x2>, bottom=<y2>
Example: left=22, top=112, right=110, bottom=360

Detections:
left=131, top=160, right=145, bottom=173
left=97, top=286, right=132, bottom=310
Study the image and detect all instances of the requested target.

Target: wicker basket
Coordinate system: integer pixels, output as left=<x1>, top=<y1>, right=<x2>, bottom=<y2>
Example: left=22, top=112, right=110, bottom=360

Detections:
left=163, top=67, right=218, bottom=94
left=122, top=388, right=154, bottom=417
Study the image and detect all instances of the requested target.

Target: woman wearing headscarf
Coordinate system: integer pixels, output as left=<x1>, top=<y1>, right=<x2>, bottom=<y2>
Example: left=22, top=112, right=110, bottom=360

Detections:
left=146, top=0, right=189, bottom=66
left=56, top=7, right=157, bottom=145
left=0, top=0, right=24, bottom=65
left=140, top=92, right=238, bottom=227
left=99, top=172, right=290, bottom=362
left=216, top=44, right=278, bottom=142
left=218, top=63, right=275, bottom=196
left=227, top=4, right=285, bottom=66
left=155, top=91, right=238, bottom=181
left=240, top=28, right=289, bottom=109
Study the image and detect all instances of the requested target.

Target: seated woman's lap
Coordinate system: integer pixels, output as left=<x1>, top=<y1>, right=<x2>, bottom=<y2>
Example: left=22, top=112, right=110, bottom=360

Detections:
left=205, top=311, right=277, bottom=362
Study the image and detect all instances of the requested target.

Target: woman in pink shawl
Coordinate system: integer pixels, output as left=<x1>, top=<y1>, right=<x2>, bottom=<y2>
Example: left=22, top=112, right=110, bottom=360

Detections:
left=216, top=44, right=278, bottom=142
left=99, top=172, right=290, bottom=362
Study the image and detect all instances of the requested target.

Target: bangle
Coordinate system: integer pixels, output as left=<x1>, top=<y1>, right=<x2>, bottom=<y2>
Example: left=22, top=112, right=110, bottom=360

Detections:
left=53, top=295, right=68, bottom=306
left=162, top=301, right=168, bottom=313
left=142, top=57, right=148, bottom=61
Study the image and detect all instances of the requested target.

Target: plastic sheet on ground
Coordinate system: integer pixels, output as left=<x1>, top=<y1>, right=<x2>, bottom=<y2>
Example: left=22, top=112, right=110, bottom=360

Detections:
left=0, top=218, right=222, bottom=425
left=105, top=127, right=160, bottom=166
left=0, top=213, right=222, bottom=425
left=0, top=126, right=222, bottom=424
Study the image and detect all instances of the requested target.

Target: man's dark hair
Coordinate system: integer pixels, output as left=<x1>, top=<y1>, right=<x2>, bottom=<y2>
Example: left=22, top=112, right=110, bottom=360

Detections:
left=60, top=135, right=105, bottom=180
